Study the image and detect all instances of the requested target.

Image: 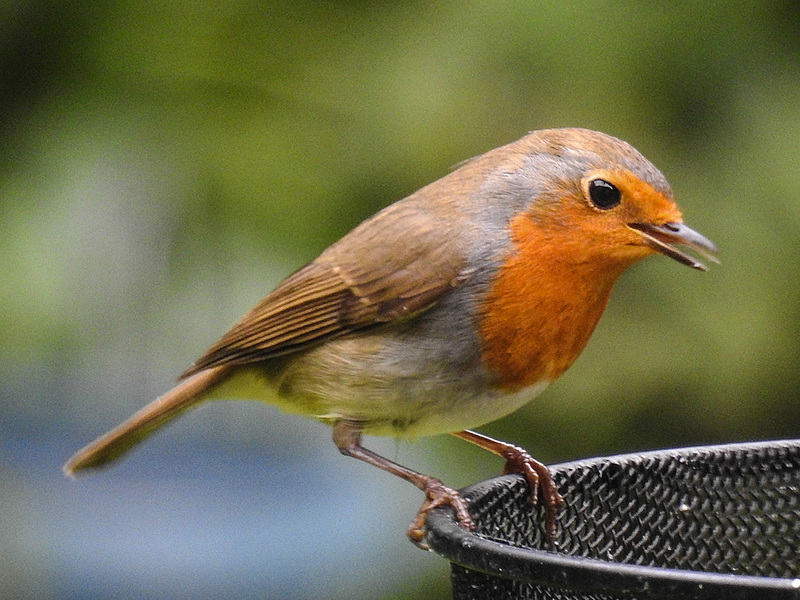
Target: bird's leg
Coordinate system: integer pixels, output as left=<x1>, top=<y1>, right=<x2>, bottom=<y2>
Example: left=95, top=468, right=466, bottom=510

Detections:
left=452, top=429, right=564, bottom=539
left=333, top=420, right=472, bottom=547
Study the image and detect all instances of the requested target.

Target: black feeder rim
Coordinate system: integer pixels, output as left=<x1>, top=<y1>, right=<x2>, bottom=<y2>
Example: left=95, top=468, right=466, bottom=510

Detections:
left=425, top=440, right=800, bottom=600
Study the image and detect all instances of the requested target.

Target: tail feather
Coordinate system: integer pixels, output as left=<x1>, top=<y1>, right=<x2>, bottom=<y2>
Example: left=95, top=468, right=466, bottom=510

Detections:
left=63, top=366, right=230, bottom=477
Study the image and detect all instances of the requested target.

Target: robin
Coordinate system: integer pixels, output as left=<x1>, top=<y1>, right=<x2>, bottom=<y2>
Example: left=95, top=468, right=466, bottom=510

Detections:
left=64, top=128, right=717, bottom=546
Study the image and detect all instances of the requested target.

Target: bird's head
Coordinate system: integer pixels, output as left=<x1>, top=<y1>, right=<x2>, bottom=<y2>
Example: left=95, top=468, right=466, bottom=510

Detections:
left=513, top=128, right=718, bottom=274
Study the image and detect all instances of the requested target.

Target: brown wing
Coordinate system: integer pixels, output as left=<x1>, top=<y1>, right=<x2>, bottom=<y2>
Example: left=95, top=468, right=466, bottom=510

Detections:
left=180, top=200, right=469, bottom=378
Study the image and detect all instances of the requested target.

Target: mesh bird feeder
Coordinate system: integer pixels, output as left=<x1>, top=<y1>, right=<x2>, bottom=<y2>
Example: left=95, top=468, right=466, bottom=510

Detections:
left=426, top=440, right=800, bottom=599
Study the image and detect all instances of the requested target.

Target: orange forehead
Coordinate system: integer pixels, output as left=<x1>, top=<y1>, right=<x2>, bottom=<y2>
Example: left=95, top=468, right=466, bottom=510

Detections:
left=587, top=168, right=682, bottom=224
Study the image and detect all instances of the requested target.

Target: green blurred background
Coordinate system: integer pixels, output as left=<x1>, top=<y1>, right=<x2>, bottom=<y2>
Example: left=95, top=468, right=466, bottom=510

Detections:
left=2, top=1, right=799, bottom=598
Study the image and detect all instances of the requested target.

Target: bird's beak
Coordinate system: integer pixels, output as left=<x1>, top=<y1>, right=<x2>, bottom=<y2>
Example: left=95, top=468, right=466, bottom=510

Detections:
left=628, top=222, right=719, bottom=271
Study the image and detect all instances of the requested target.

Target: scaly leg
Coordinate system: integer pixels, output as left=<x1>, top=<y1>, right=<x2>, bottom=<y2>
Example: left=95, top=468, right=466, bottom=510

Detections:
left=333, top=420, right=472, bottom=547
left=452, top=429, right=564, bottom=538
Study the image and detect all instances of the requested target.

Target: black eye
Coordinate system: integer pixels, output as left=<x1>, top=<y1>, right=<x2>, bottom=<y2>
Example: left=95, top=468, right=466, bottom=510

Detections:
left=588, top=178, right=621, bottom=210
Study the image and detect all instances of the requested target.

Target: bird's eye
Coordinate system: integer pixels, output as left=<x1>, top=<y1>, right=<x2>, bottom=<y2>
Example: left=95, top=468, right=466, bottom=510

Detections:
left=587, top=178, right=621, bottom=210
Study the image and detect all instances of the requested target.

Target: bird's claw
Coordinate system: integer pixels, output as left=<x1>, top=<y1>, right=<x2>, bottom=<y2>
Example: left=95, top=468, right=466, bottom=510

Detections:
left=407, top=476, right=472, bottom=549
left=501, top=445, right=564, bottom=539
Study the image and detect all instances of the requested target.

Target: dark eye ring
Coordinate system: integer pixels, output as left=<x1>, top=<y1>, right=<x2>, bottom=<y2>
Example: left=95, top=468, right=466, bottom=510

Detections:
left=587, top=178, right=621, bottom=210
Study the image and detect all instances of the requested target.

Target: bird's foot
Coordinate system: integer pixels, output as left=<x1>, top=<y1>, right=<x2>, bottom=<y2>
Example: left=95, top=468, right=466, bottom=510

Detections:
left=407, top=475, right=472, bottom=549
left=500, top=444, right=564, bottom=539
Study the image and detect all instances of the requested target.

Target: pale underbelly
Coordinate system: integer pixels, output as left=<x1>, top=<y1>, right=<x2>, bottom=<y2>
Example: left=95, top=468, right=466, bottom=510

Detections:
left=206, top=366, right=550, bottom=438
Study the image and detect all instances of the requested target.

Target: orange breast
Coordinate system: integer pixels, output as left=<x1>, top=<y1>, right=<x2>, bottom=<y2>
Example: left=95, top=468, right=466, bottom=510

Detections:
left=479, top=212, right=628, bottom=391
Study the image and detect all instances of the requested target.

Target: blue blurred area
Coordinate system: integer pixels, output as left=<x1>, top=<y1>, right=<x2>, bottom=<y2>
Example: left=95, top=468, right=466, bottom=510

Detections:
left=3, top=404, right=443, bottom=599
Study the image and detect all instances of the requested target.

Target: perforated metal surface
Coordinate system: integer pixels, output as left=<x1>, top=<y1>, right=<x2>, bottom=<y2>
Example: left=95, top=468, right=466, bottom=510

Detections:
left=426, top=440, right=800, bottom=599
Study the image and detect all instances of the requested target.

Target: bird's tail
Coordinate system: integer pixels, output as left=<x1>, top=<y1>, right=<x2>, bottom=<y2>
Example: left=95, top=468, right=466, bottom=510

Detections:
left=63, top=366, right=231, bottom=477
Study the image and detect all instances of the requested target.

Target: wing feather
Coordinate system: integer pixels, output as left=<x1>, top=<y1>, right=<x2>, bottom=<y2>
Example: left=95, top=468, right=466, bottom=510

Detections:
left=180, top=200, right=468, bottom=378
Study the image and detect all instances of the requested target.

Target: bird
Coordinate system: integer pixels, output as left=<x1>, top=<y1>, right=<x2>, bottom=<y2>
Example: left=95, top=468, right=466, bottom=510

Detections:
left=63, top=127, right=717, bottom=546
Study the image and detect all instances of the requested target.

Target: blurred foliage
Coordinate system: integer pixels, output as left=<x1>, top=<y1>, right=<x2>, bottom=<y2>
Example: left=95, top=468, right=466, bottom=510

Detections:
left=2, top=1, right=800, bottom=599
